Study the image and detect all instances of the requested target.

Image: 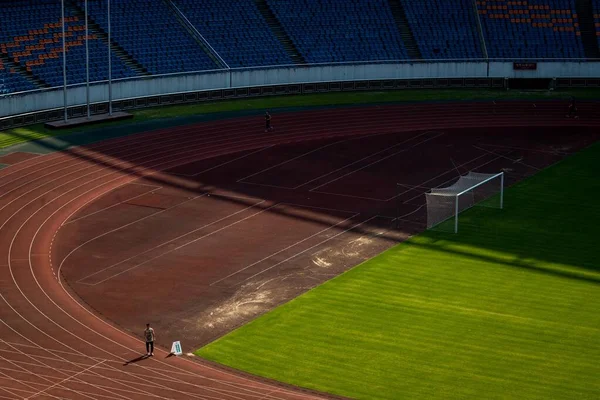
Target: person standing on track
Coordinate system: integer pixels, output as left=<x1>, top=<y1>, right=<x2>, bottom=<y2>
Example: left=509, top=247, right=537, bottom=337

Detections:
left=566, top=98, right=579, bottom=119
left=144, top=323, right=155, bottom=356
left=265, top=111, right=273, bottom=132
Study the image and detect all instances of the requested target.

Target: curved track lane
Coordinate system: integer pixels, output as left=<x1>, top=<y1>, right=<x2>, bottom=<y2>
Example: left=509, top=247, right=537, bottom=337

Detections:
left=0, top=103, right=598, bottom=399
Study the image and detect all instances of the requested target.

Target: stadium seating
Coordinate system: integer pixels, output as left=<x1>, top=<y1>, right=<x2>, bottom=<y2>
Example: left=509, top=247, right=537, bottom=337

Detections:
left=77, top=0, right=218, bottom=74
left=0, top=0, right=596, bottom=95
left=477, top=0, right=585, bottom=59
left=401, top=0, right=484, bottom=59
left=173, top=0, right=292, bottom=67
left=265, top=0, right=408, bottom=63
left=0, top=62, right=37, bottom=94
left=593, top=0, right=600, bottom=49
left=0, top=0, right=135, bottom=89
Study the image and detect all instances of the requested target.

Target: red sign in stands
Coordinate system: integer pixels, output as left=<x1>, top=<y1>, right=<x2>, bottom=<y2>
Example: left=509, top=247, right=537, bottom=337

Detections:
left=513, top=62, right=537, bottom=70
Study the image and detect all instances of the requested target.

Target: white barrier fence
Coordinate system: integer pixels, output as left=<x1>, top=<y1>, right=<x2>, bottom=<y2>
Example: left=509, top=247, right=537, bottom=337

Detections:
left=1, top=60, right=599, bottom=119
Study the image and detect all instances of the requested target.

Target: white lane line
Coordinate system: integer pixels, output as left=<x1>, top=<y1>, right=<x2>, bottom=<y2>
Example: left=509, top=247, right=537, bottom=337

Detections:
left=294, top=130, right=436, bottom=189
left=236, top=140, right=345, bottom=183
left=309, top=132, right=445, bottom=192
left=74, top=199, right=264, bottom=284
left=473, top=145, right=541, bottom=171
left=236, top=215, right=379, bottom=286
left=401, top=154, right=504, bottom=204
left=85, top=202, right=276, bottom=286
left=64, top=186, right=160, bottom=225
left=210, top=213, right=360, bottom=286
left=172, top=145, right=275, bottom=177
left=26, top=360, right=104, bottom=399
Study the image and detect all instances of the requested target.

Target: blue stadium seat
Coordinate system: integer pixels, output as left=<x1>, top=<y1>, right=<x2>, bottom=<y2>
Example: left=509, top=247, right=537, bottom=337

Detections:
left=265, top=0, right=409, bottom=63
left=477, top=0, right=585, bottom=59
left=401, top=0, right=484, bottom=59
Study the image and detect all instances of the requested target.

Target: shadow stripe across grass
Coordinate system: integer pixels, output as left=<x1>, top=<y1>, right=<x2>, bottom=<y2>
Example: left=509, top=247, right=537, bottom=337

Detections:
left=196, top=142, right=600, bottom=400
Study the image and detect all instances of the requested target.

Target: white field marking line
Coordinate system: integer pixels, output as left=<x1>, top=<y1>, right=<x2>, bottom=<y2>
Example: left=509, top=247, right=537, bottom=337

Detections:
left=0, top=342, right=110, bottom=363
left=64, top=186, right=160, bottom=225
left=50, top=181, right=307, bottom=399
left=473, top=145, right=541, bottom=171
left=278, top=203, right=357, bottom=215
left=210, top=212, right=359, bottom=286
left=1, top=343, right=200, bottom=381
left=0, top=366, right=126, bottom=400
left=387, top=151, right=492, bottom=202
left=396, top=183, right=438, bottom=191
left=310, top=132, right=445, bottom=192
left=0, top=339, right=98, bottom=400
left=0, top=352, right=99, bottom=373
left=401, top=154, right=504, bottom=205
left=0, top=113, right=211, bottom=183
left=237, top=215, right=379, bottom=286
left=394, top=152, right=493, bottom=204
left=0, top=349, right=225, bottom=394
left=0, top=360, right=228, bottom=400
left=0, top=368, right=36, bottom=399
left=307, top=190, right=388, bottom=202
left=293, top=130, right=437, bottom=190
left=126, top=182, right=163, bottom=188
left=19, top=147, right=327, bottom=399
left=236, top=139, right=346, bottom=183
left=236, top=181, right=297, bottom=190
left=171, top=145, right=275, bottom=177
left=0, top=354, right=66, bottom=400
left=207, top=193, right=265, bottom=202
left=390, top=204, right=427, bottom=223
left=63, top=193, right=209, bottom=282
left=5, top=147, right=319, bottom=398
left=0, top=331, right=132, bottom=400
left=477, top=142, right=570, bottom=155
left=0, top=119, right=216, bottom=196
left=74, top=199, right=262, bottom=284
left=9, top=181, right=282, bottom=398
left=26, top=360, right=105, bottom=399
left=0, top=363, right=219, bottom=400
left=0, top=122, right=277, bottom=221
left=0, top=354, right=208, bottom=400
left=0, top=358, right=45, bottom=397
left=87, top=203, right=277, bottom=286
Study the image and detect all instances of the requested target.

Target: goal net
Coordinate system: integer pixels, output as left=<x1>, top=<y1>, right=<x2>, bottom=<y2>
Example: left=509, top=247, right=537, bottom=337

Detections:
left=425, top=171, right=504, bottom=233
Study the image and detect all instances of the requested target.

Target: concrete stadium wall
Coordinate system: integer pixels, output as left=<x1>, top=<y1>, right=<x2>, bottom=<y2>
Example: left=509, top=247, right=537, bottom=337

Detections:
left=1, top=61, right=599, bottom=119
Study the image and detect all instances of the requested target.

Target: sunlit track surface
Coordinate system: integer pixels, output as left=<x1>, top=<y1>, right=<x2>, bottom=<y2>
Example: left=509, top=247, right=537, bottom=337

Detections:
left=0, top=103, right=598, bottom=399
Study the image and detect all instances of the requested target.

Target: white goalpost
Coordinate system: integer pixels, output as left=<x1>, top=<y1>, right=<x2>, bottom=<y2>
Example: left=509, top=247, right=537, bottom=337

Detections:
left=425, top=171, right=504, bottom=233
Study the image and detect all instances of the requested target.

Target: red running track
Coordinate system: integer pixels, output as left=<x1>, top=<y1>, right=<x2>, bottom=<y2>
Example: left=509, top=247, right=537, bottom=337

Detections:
left=0, top=102, right=598, bottom=399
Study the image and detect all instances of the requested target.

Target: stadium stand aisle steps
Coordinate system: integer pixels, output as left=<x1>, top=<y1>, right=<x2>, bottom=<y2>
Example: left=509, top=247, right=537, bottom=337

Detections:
left=163, top=0, right=229, bottom=69
left=0, top=52, right=49, bottom=90
left=66, top=0, right=150, bottom=76
left=575, top=0, right=600, bottom=57
left=388, top=0, right=422, bottom=60
left=254, top=0, right=306, bottom=65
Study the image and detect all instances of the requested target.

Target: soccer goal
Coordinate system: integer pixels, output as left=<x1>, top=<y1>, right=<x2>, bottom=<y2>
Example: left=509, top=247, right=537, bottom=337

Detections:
left=425, top=171, right=504, bottom=233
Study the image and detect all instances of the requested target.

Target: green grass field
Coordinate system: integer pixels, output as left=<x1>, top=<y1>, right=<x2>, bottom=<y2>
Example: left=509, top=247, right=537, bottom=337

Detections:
left=197, top=142, right=600, bottom=399
left=1, top=87, right=599, bottom=149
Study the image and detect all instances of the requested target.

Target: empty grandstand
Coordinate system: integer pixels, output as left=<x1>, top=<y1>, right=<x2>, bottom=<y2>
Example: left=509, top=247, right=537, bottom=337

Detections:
left=0, top=0, right=599, bottom=95
left=477, top=0, right=585, bottom=59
